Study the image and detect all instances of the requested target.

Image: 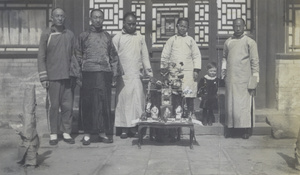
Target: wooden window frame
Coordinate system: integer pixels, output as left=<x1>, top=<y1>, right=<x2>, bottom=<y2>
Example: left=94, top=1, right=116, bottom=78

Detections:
left=0, top=0, right=52, bottom=58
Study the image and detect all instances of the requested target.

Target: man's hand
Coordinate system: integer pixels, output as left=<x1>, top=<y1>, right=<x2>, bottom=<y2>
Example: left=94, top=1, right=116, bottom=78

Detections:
left=249, top=89, right=256, bottom=96
left=41, top=81, right=49, bottom=89
left=193, top=71, right=198, bottom=81
left=221, top=69, right=226, bottom=79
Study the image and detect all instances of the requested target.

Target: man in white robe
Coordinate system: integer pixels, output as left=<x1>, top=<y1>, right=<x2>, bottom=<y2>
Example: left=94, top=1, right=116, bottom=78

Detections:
left=113, top=12, right=153, bottom=139
left=222, top=18, right=259, bottom=139
left=161, top=18, right=202, bottom=117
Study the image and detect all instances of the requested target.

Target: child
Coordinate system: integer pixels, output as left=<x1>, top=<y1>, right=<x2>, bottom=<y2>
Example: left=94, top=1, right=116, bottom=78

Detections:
left=197, top=62, right=219, bottom=126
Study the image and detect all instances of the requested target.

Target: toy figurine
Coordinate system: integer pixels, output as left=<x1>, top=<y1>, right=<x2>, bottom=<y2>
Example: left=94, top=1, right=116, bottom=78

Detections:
left=175, top=106, right=183, bottom=119
left=151, top=106, right=159, bottom=119
left=145, top=102, right=152, bottom=117
left=163, top=107, right=171, bottom=119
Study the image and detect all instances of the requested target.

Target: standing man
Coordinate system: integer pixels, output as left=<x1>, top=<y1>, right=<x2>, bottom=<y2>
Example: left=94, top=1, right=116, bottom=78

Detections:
left=38, top=8, right=75, bottom=145
left=160, top=18, right=201, bottom=142
left=113, top=12, right=153, bottom=139
left=161, top=18, right=202, bottom=118
left=75, top=9, right=123, bottom=145
left=222, top=18, right=259, bottom=139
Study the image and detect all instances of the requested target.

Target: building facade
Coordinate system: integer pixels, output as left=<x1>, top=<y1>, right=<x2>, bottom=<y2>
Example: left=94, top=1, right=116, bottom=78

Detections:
left=0, top=0, right=299, bottom=123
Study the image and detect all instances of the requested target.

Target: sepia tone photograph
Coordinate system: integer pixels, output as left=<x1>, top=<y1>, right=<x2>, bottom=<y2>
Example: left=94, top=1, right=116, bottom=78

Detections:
left=0, top=0, right=300, bottom=174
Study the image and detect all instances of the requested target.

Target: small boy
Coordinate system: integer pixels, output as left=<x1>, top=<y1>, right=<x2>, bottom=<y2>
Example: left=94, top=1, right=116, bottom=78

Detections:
left=197, top=62, right=219, bottom=126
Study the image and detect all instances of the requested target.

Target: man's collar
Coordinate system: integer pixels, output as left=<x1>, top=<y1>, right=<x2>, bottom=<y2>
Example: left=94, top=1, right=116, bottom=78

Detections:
left=122, top=29, right=137, bottom=35
left=50, top=25, right=66, bottom=33
left=177, top=33, right=187, bottom=37
left=232, top=34, right=245, bottom=39
left=89, top=25, right=103, bottom=33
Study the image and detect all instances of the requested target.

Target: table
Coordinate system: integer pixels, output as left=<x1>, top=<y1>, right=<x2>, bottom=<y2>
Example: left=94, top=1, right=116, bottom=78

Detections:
left=137, top=120, right=195, bottom=149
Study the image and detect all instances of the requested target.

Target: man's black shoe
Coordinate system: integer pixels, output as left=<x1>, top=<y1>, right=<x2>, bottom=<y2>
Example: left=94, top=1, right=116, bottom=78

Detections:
left=100, top=136, right=113, bottom=143
left=63, top=138, right=75, bottom=144
left=82, top=137, right=91, bottom=146
left=49, top=139, right=58, bottom=145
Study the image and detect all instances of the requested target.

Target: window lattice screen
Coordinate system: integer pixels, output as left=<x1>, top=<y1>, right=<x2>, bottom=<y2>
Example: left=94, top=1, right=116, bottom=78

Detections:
left=89, top=0, right=124, bottom=35
left=195, top=0, right=209, bottom=47
left=287, top=1, right=300, bottom=52
left=131, top=0, right=146, bottom=35
left=217, top=0, right=252, bottom=35
left=152, top=2, right=188, bottom=47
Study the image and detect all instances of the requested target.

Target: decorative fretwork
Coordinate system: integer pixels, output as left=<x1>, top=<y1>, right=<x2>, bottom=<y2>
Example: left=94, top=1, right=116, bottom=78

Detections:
left=90, top=0, right=124, bottom=35
left=152, top=2, right=188, bottom=47
left=195, top=0, right=210, bottom=47
left=217, top=0, right=252, bottom=35
left=0, top=1, right=52, bottom=49
left=286, top=0, right=300, bottom=52
left=131, top=0, right=146, bottom=35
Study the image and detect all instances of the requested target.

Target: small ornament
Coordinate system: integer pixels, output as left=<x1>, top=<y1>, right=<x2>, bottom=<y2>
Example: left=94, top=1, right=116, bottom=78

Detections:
left=151, top=106, right=159, bottom=119
left=175, top=106, right=183, bottom=119
left=145, top=102, right=152, bottom=117
left=163, top=107, right=171, bottom=119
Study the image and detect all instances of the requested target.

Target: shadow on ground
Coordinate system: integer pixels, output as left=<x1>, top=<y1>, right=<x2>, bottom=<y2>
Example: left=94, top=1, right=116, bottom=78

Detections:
left=277, top=152, right=295, bottom=169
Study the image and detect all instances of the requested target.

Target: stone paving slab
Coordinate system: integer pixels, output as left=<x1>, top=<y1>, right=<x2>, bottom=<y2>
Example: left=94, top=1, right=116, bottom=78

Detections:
left=1, top=127, right=300, bottom=175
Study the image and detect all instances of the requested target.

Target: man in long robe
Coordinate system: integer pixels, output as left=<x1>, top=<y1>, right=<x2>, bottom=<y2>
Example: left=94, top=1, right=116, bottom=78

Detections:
left=75, top=9, right=123, bottom=145
left=222, top=18, right=259, bottom=139
left=161, top=18, right=202, bottom=117
left=160, top=18, right=202, bottom=142
left=113, top=12, right=153, bottom=139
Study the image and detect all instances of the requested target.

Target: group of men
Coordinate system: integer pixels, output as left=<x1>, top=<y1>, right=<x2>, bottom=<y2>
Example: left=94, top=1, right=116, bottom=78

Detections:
left=38, top=8, right=153, bottom=146
left=38, top=7, right=260, bottom=146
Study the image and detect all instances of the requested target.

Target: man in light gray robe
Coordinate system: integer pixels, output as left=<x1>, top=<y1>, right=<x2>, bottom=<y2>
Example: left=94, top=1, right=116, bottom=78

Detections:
left=222, top=18, right=259, bottom=139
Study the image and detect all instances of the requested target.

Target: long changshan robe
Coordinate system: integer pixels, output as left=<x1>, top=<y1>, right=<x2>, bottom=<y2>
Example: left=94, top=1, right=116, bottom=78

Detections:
left=161, top=35, right=202, bottom=98
left=113, top=31, right=153, bottom=127
left=222, top=35, right=259, bottom=128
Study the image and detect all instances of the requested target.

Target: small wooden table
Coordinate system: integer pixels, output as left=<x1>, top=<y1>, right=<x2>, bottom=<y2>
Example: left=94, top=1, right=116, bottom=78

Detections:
left=137, top=120, right=195, bottom=149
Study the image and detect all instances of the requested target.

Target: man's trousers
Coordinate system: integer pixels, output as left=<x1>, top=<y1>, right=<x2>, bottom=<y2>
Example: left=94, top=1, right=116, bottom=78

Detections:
left=48, top=79, right=73, bottom=134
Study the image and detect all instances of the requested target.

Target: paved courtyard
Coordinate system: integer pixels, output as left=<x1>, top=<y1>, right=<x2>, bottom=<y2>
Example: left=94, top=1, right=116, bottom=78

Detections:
left=0, top=126, right=299, bottom=175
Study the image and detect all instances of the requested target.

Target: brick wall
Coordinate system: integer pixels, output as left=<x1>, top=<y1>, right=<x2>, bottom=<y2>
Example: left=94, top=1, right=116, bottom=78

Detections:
left=0, top=58, right=46, bottom=121
left=276, top=57, right=300, bottom=114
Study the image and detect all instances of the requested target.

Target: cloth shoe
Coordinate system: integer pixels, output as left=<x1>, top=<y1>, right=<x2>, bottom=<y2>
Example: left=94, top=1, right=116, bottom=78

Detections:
left=49, top=134, right=58, bottom=145
left=120, top=132, right=128, bottom=139
left=82, top=135, right=91, bottom=145
left=100, top=136, right=113, bottom=143
left=63, top=133, right=75, bottom=144
left=242, top=129, right=250, bottom=139
left=99, top=133, right=113, bottom=143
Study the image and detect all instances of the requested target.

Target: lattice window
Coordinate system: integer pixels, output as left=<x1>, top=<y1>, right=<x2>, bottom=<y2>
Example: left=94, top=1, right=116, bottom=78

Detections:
left=0, top=1, right=52, bottom=52
left=195, top=0, right=209, bottom=47
left=152, top=2, right=188, bottom=47
left=286, top=0, right=300, bottom=52
left=217, top=0, right=252, bottom=35
left=131, top=0, right=146, bottom=35
left=89, top=0, right=124, bottom=35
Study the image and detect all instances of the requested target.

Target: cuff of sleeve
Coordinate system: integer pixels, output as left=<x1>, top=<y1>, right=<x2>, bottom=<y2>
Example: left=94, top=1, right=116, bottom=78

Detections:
left=222, top=58, right=227, bottom=69
left=194, top=68, right=201, bottom=73
left=253, top=72, right=259, bottom=82
left=39, top=71, right=48, bottom=82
